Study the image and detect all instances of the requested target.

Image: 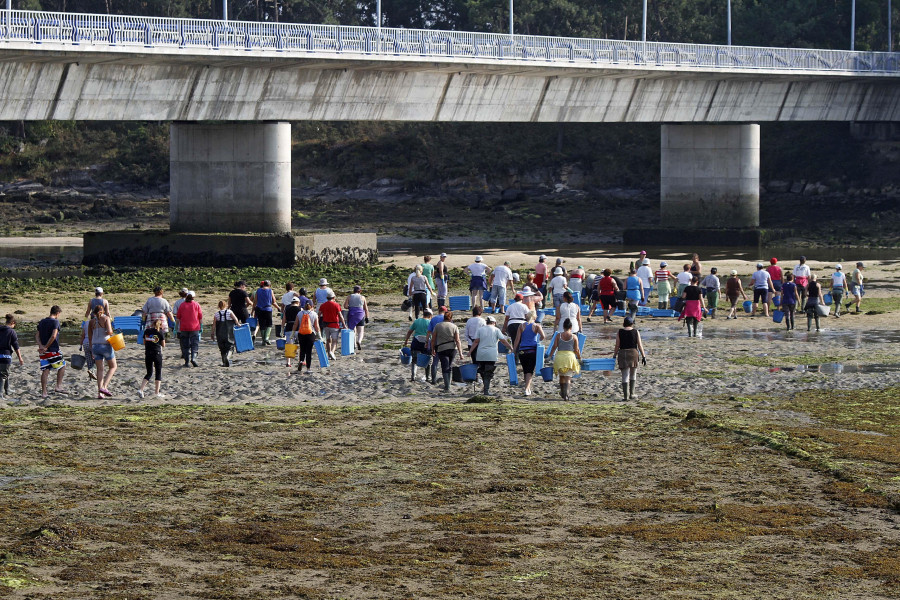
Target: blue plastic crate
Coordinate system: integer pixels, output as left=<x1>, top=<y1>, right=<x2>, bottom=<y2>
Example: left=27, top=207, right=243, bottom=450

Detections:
left=448, top=296, right=471, bottom=311
left=112, top=316, right=143, bottom=335
left=233, top=323, right=254, bottom=353
left=651, top=309, right=678, bottom=318
left=507, top=352, right=518, bottom=385
left=341, top=329, right=355, bottom=356
left=582, top=358, right=616, bottom=371
left=314, top=339, right=330, bottom=367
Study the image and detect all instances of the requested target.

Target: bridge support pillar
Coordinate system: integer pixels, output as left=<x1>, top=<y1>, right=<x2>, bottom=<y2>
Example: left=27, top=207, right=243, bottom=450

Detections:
left=660, top=124, right=759, bottom=228
left=169, top=122, right=291, bottom=233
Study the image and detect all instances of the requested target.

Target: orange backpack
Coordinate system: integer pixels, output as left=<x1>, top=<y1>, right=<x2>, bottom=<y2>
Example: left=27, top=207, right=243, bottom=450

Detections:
left=298, top=312, right=313, bottom=335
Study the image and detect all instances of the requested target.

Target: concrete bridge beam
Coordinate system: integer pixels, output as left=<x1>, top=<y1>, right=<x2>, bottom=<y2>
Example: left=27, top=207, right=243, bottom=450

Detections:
left=660, top=124, right=760, bottom=229
left=169, top=122, right=291, bottom=233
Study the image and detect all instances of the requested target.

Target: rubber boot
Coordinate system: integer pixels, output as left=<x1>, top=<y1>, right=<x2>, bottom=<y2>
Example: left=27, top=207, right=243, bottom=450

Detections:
left=628, top=380, right=635, bottom=400
left=443, top=372, right=451, bottom=392
left=262, top=327, right=272, bottom=345
left=410, top=363, right=417, bottom=382
left=482, top=377, right=491, bottom=395
left=560, top=382, right=568, bottom=400
left=621, top=382, right=629, bottom=401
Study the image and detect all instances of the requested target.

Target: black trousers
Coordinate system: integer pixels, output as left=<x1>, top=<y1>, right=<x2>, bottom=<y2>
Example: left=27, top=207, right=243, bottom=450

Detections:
left=144, top=351, right=162, bottom=381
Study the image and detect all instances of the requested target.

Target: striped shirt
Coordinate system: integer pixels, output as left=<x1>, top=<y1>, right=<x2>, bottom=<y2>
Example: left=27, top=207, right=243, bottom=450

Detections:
left=655, top=269, right=672, bottom=283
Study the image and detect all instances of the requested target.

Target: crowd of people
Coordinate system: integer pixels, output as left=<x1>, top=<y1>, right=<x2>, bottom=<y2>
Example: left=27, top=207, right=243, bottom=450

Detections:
left=0, top=251, right=870, bottom=403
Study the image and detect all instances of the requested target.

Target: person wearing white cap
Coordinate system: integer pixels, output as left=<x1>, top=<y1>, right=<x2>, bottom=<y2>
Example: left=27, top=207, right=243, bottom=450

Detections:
left=725, top=270, right=747, bottom=319
left=636, top=259, right=653, bottom=306
left=435, top=253, right=449, bottom=308
left=548, top=267, right=568, bottom=309
left=173, top=287, right=190, bottom=337
left=314, top=278, right=334, bottom=308
left=409, top=265, right=434, bottom=320
left=830, top=264, right=847, bottom=317
left=84, top=286, right=110, bottom=320
left=466, top=256, right=491, bottom=310
left=142, top=286, right=174, bottom=335
left=750, top=262, right=774, bottom=318
left=469, top=315, right=513, bottom=396
left=654, top=262, right=676, bottom=310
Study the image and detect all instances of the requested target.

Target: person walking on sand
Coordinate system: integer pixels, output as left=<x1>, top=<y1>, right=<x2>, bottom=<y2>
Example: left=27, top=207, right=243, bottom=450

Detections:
left=700, top=268, right=721, bottom=319
left=435, top=252, right=449, bottom=309
left=466, top=256, right=490, bottom=310
left=848, top=262, right=865, bottom=314
left=292, top=300, right=321, bottom=374
left=548, top=318, right=581, bottom=401
left=228, top=281, right=252, bottom=327
left=142, top=286, right=174, bottom=337
left=533, top=255, right=548, bottom=294
left=488, top=261, right=514, bottom=314
left=805, top=274, right=826, bottom=331
left=654, top=261, right=676, bottom=310
left=314, top=278, right=334, bottom=309
left=138, top=317, right=166, bottom=399
left=36, top=305, right=66, bottom=399
left=503, top=293, right=530, bottom=348
left=555, top=291, right=582, bottom=334
left=318, top=291, right=346, bottom=360
left=636, top=259, right=653, bottom=307
left=793, top=256, right=811, bottom=308
left=568, top=265, right=586, bottom=298
left=613, top=317, right=646, bottom=401
left=679, top=275, right=706, bottom=337
left=84, top=286, right=110, bottom=320
left=404, top=307, right=432, bottom=382
left=431, top=310, right=464, bottom=392
left=176, top=291, right=203, bottom=367
left=596, top=269, right=619, bottom=324
left=830, top=265, right=847, bottom=318
left=282, top=297, right=302, bottom=368
left=781, top=273, right=799, bottom=330
left=547, top=267, right=568, bottom=309
left=409, top=265, right=434, bottom=320
left=676, top=264, right=693, bottom=298
left=252, top=280, right=276, bottom=345
left=344, top=285, right=369, bottom=352
left=469, top=315, right=512, bottom=396
left=87, top=304, right=116, bottom=399
left=725, top=270, right=747, bottom=319
left=750, top=262, right=775, bottom=318
left=464, top=306, right=485, bottom=360
left=425, top=306, right=448, bottom=384
left=280, top=283, right=299, bottom=337
left=421, top=255, right=436, bottom=308
left=689, top=253, right=702, bottom=279
left=624, top=268, right=645, bottom=321
left=513, top=311, right=545, bottom=397
left=213, top=300, right=241, bottom=367
left=172, top=288, right=188, bottom=336
left=0, top=314, right=24, bottom=399
left=767, top=258, right=783, bottom=310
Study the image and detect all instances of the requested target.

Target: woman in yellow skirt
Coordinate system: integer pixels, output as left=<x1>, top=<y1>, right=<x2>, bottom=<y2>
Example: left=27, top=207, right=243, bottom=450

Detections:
left=549, top=318, right=582, bottom=400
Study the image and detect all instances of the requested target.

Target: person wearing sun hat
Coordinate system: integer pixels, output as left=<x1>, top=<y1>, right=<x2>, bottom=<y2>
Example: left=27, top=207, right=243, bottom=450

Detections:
left=314, top=277, right=334, bottom=308
left=534, top=254, right=549, bottom=293
left=466, top=256, right=490, bottom=310
left=830, top=264, right=847, bottom=317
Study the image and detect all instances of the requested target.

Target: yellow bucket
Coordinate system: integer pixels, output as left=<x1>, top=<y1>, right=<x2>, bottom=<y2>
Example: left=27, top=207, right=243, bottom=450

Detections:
left=106, top=333, right=126, bottom=351
left=284, top=343, right=298, bottom=358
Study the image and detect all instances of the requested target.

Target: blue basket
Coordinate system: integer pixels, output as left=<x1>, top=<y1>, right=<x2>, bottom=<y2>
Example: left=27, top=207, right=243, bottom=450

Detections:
left=651, top=309, right=677, bottom=318
left=823, top=293, right=833, bottom=306
left=400, top=347, right=412, bottom=365
left=536, top=309, right=545, bottom=322
left=669, top=297, right=678, bottom=309
left=247, top=317, right=258, bottom=329
left=233, top=323, right=254, bottom=353
left=540, top=366, right=554, bottom=382
left=448, top=296, right=471, bottom=311
left=276, top=339, right=286, bottom=351
left=772, top=295, right=781, bottom=306
left=314, top=339, right=330, bottom=367
left=341, top=329, right=356, bottom=356
left=415, top=352, right=432, bottom=367
left=773, top=310, right=785, bottom=323
left=743, top=300, right=753, bottom=313
left=459, top=363, right=478, bottom=382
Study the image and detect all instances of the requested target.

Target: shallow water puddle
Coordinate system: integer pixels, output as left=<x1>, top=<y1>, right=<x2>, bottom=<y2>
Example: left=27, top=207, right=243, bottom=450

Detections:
left=768, top=363, right=900, bottom=374
left=636, top=328, right=900, bottom=347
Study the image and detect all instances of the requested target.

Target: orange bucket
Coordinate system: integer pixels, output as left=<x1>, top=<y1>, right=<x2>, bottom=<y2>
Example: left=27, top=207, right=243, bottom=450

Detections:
left=106, top=333, right=126, bottom=351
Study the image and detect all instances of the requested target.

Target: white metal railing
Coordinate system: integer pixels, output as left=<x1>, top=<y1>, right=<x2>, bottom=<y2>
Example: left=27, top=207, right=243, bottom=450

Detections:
left=2, top=9, right=899, bottom=74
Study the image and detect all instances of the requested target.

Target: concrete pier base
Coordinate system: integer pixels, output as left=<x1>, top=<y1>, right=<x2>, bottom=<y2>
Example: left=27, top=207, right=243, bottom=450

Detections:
left=83, top=231, right=378, bottom=267
left=170, top=122, right=291, bottom=233
left=660, top=124, right=760, bottom=228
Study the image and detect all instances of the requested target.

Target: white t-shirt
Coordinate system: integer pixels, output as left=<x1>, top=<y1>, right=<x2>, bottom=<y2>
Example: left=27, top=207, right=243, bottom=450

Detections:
left=468, top=263, right=488, bottom=277
left=636, top=266, right=653, bottom=289
left=832, top=272, right=847, bottom=288
left=505, top=301, right=529, bottom=324
left=281, top=291, right=297, bottom=307
left=751, top=270, right=771, bottom=289
left=549, top=275, right=568, bottom=295
left=676, top=271, right=693, bottom=286
left=794, top=264, right=811, bottom=279
left=464, top=316, right=485, bottom=346
left=492, top=265, right=513, bottom=288
left=557, top=302, right=580, bottom=333
left=474, top=325, right=506, bottom=362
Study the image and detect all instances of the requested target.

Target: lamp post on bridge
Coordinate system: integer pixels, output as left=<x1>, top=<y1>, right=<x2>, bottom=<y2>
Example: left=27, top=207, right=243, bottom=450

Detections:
left=509, top=0, right=514, bottom=34
left=727, top=0, right=732, bottom=45
left=641, top=0, right=646, bottom=42
left=851, top=0, right=856, bottom=49
left=222, top=0, right=228, bottom=21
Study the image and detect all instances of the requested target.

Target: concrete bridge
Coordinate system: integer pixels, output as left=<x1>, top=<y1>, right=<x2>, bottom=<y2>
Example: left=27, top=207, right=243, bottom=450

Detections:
left=2, top=9, right=900, bottom=237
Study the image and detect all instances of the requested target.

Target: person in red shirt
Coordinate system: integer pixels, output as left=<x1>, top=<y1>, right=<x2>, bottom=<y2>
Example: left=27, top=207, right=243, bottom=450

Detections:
left=766, top=257, right=783, bottom=309
left=597, top=269, right=620, bottom=324
left=533, top=255, right=548, bottom=291
left=317, top=291, right=347, bottom=360
left=176, top=291, right=203, bottom=367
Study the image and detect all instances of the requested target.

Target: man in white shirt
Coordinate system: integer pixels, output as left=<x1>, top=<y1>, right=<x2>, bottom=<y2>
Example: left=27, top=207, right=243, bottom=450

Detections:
left=464, top=306, right=486, bottom=353
left=489, top=261, right=514, bottom=314
left=636, top=259, right=654, bottom=306
left=750, top=263, right=774, bottom=317
left=831, top=264, right=847, bottom=317
left=280, top=282, right=299, bottom=336
left=502, top=293, right=530, bottom=345
left=676, top=265, right=693, bottom=297
left=466, top=256, right=491, bottom=309
left=548, top=267, right=568, bottom=308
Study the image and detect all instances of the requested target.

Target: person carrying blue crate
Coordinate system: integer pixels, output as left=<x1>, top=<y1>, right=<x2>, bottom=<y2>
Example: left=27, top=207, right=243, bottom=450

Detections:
left=700, top=268, right=722, bottom=319
left=624, top=268, right=645, bottom=321
left=469, top=315, right=512, bottom=396
left=613, top=317, right=647, bottom=401
left=431, top=310, right=465, bottom=392
left=548, top=317, right=581, bottom=401
left=404, top=307, right=433, bottom=382
left=512, top=310, right=546, bottom=397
